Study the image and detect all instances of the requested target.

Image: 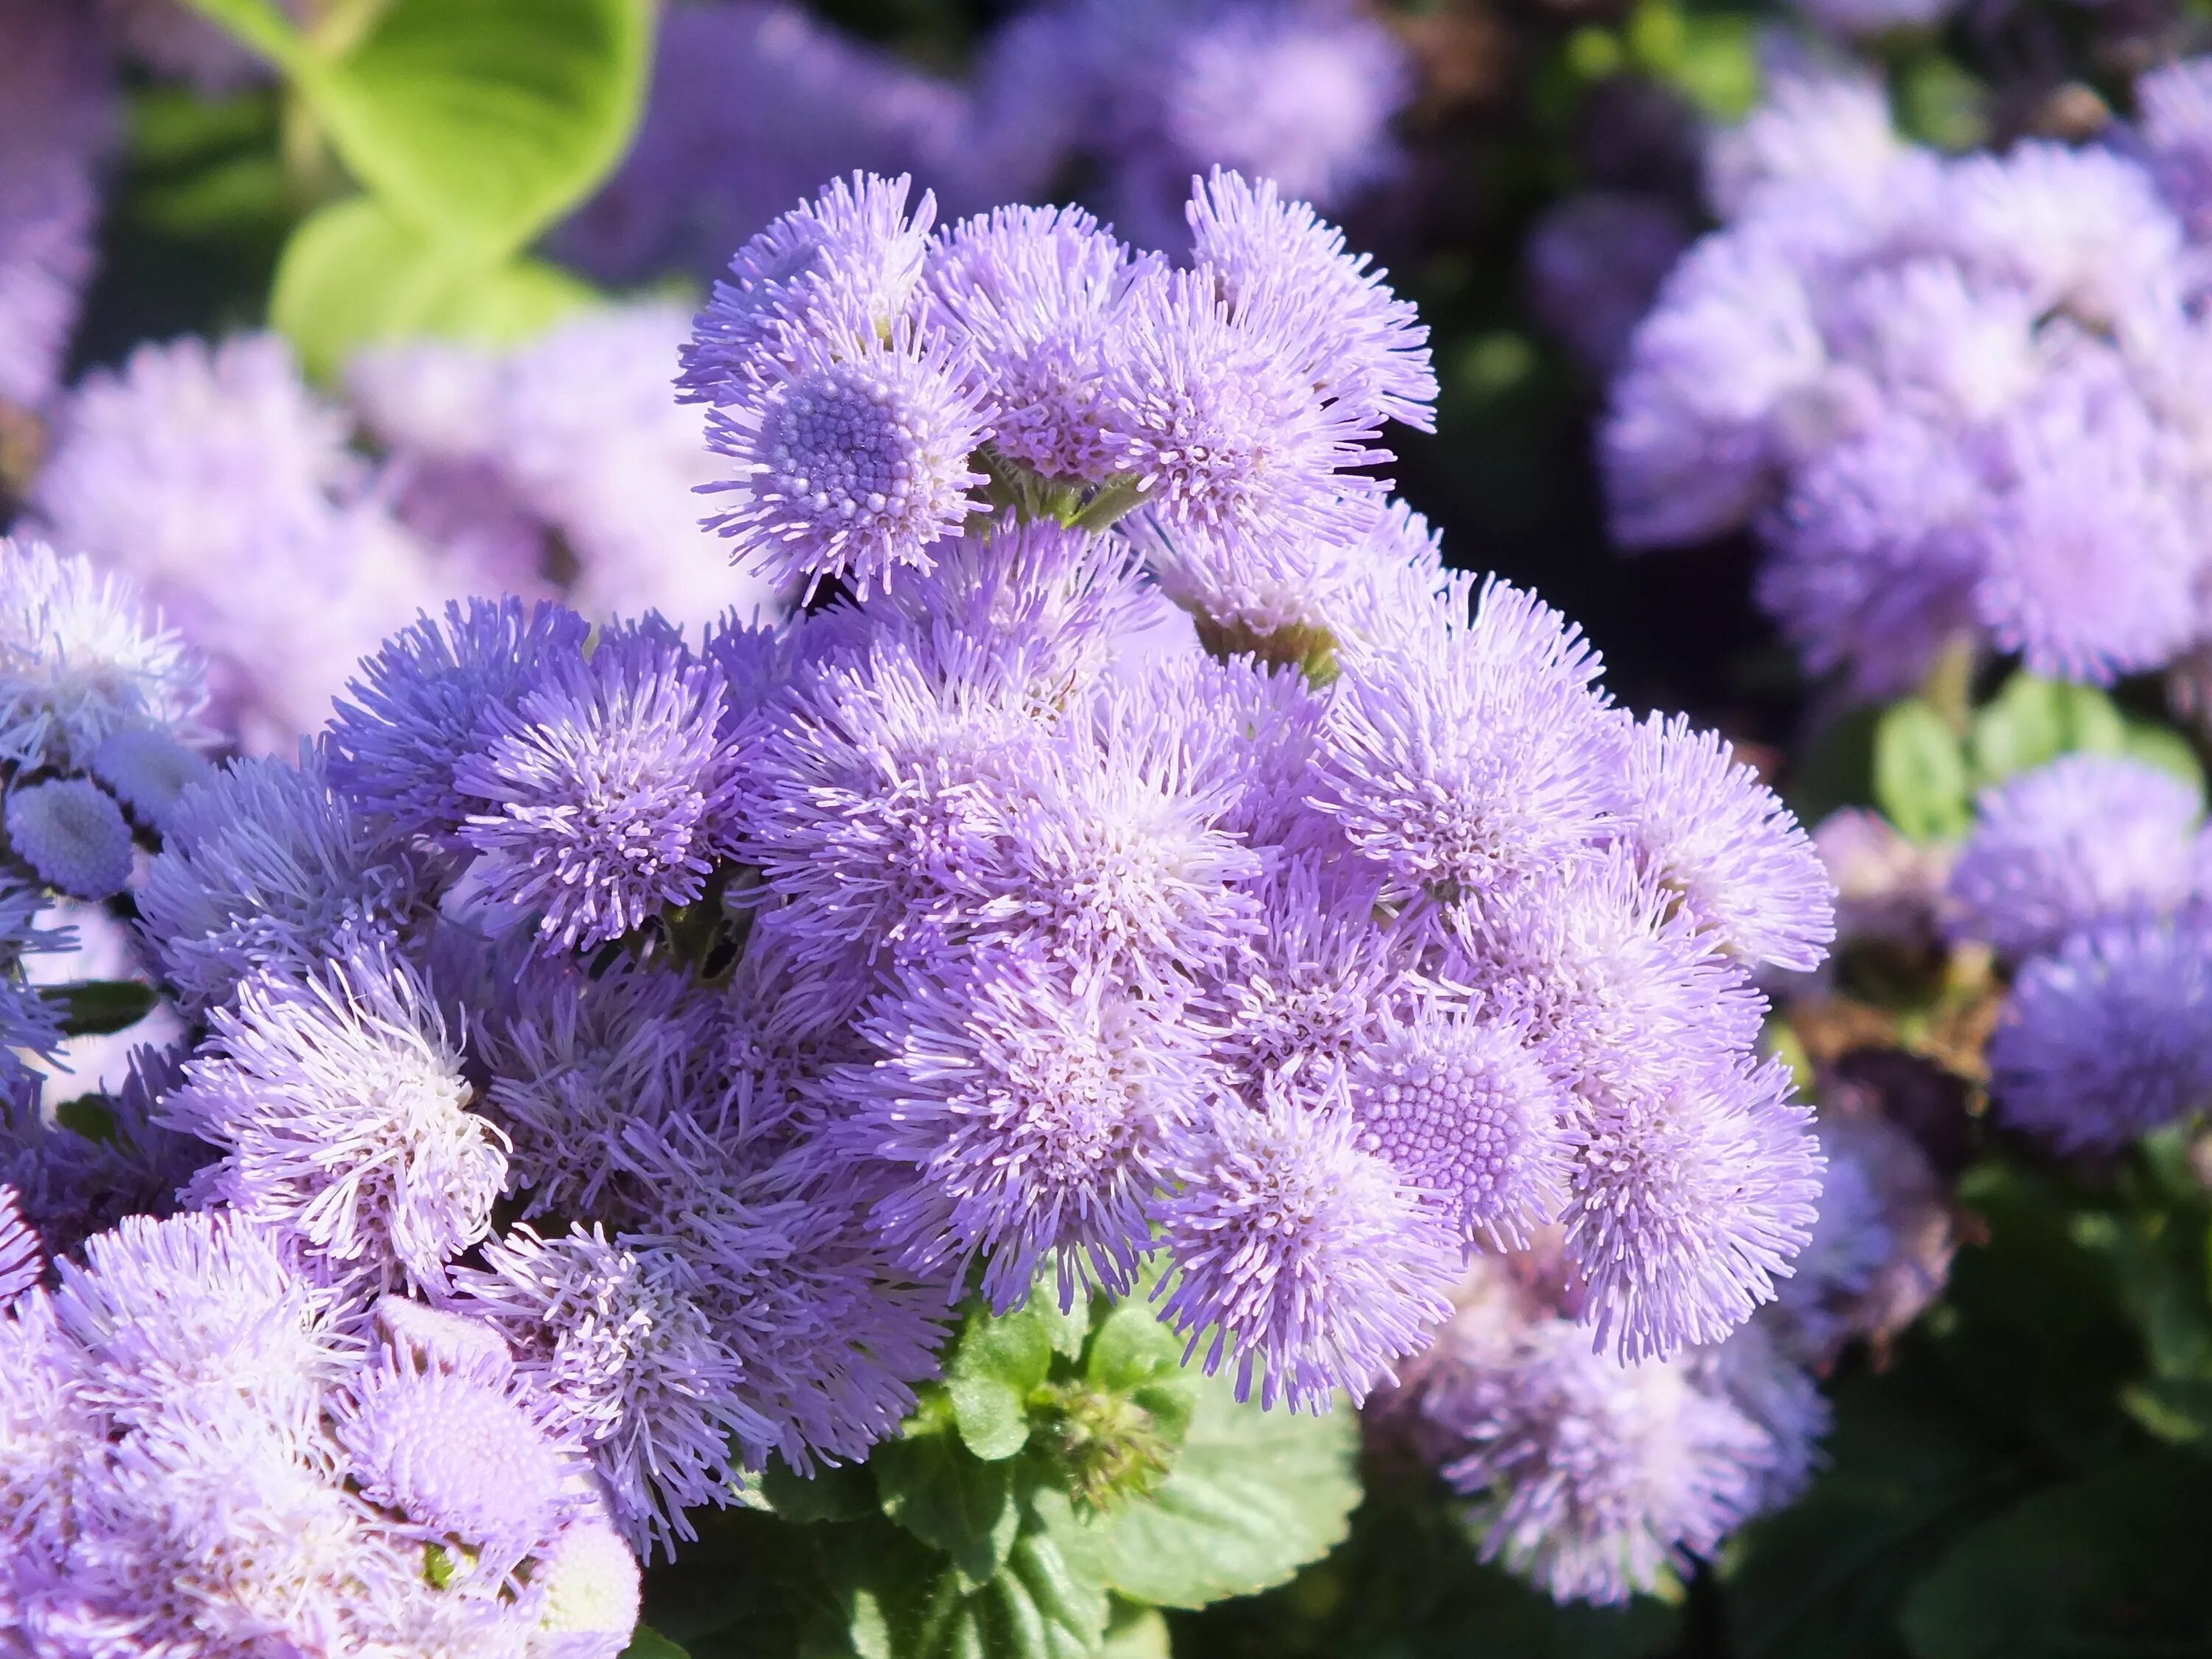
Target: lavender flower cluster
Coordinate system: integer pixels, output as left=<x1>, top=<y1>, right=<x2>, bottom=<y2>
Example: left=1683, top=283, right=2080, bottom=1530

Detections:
left=0, top=168, right=1837, bottom=1644
left=1604, top=64, right=2212, bottom=695
left=1384, top=1095, right=1942, bottom=1606
left=1948, top=754, right=2212, bottom=1152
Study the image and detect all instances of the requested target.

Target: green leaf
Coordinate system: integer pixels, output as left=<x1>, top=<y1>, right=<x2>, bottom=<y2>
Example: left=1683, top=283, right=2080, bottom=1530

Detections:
left=271, top=195, right=595, bottom=376
left=41, top=980, right=159, bottom=1038
left=874, top=1410, right=1020, bottom=1582
left=619, top=1629, right=692, bottom=1659
left=1097, top=1600, right=1169, bottom=1659
left=1046, top=1369, right=1360, bottom=1610
left=945, top=1298, right=1057, bottom=1462
left=759, top=1455, right=881, bottom=1525
left=1966, top=673, right=2129, bottom=787
left=294, top=0, right=653, bottom=255
left=1874, top=699, right=1972, bottom=842
left=1899, top=1457, right=2212, bottom=1658
left=174, top=0, right=307, bottom=69
left=2122, top=722, right=2208, bottom=795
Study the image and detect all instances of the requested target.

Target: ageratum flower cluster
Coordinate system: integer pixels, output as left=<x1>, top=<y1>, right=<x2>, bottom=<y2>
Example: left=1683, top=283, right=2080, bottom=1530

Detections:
left=0, top=170, right=1831, bottom=1646
left=1948, top=754, right=2212, bottom=1151
left=1604, top=63, right=2212, bottom=694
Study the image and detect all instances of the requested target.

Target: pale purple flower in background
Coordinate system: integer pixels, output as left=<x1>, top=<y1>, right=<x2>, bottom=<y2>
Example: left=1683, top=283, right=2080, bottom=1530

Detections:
left=1605, top=64, right=2212, bottom=691
left=1525, top=192, right=1696, bottom=379
left=1988, top=919, right=2212, bottom=1153
left=1946, top=754, right=2202, bottom=959
left=29, top=335, right=487, bottom=751
left=558, top=4, right=975, bottom=288
left=0, top=0, right=111, bottom=411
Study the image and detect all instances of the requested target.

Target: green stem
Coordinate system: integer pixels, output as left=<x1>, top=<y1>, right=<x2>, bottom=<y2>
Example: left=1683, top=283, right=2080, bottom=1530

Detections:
left=1066, top=474, right=1150, bottom=534
left=1921, top=633, right=1978, bottom=735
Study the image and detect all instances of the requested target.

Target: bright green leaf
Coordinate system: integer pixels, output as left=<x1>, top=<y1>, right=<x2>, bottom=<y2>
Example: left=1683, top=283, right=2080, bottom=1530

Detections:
left=1046, top=1370, right=1360, bottom=1610
left=294, top=0, right=653, bottom=255
left=2122, top=722, right=2208, bottom=796
left=271, top=195, right=595, bottom=377
left=1899, top=1457, right=2212, bottom=1658
left=174, top=0, right=307, bottom=69
left=945, top=1298, right=1056, bottom=1461
left=1097, top=1599, right=1170, bottom=1659
left=1966, top=673, right=2128, bottom=787
left=618, top=1629, right=691, bottom=1659
left=759, top=1455, right=880, bottom=1524
left=1874, top=699, right=1972, bottom=842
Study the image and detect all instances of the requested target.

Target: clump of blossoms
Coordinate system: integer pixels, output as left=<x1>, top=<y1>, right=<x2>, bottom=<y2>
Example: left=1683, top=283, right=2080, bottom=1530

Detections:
left=1603, top=63, right=2212, bottom=695
left=1376, top=1088, right=1939, bottom=1606
left=0, top=170, right=1832, bottom=1641
left=1945, top=753, right=2212, bottom=1152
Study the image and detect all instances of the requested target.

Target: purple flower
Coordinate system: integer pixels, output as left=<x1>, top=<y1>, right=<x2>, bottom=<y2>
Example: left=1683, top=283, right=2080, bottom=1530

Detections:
left=48, top=1209, right=344, bottom=1421
left=684, top=171, right=939, bottom=396
left=1962, top=357, right=2201, bottom=685
left=1428, top=1318, right=1773, bottom=1604
left=533, top=1510, right=644, bottom=1657
left=479, top=954, right=724, bottom=1224
left=1346, top=1010, right=1575, bottom=1251
left=328, top=596, right=594, bottom=844
left=330, top=1346, right=584, bottom=1579
left=925, top=203, right=1152, bottom=484
left=1613, top=712, right=1837, bottom=972
left=1315, top=578, right=1618, bottom=900
left=1187, top=169, right=1437, bottom=431
left=2138, top=57, right=2212, bottom=239
left=1201, top=854, right=1435, bottom=1095
left=849, top=948, right=1208, bottom=1309
left=700, top=321, right=995, bottom=600
left=1988, top=919, right=2212, bottom=1153
left=90, top=725, right=213, bottom=833
left=1755, top=409, right=1984, bottom=698
left=0, top=1, right=111, bottom=411
left=734, top=623, right=1050, bottom=976
left=1155, top=1086, right=1460, bottom=1410
left=1525, top=192, right=1697, bottom=379
left=561, top=13, right=969, bottom=289
left=1563, top=1054, right=1823, bottom=1363
left=1096, top=262, right=1387, bottom=553
left=0, top=1183, right=41, bottom=1302
left=0, top=1042, right=204, bottom=1259
left=1601, top=234, right=1828, bottom=550
left=448, top=1223, right=761, bottom=1559
left=1947, top=754, right=2201, bottom=959
left=0, top=538, right=205, bottom=774
left=453, top=619, right=744, bottom=951
left=159, top=944, right=506, bottom=1295
left=137, top=751, right=421, bottom=1011
left=6, top=778, right=133, bottom=900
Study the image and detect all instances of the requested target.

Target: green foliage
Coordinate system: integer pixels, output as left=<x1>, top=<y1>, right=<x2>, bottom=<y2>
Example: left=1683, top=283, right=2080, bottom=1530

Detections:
left=1872, top=699, right=1973, bottom=842
left=1966, top=672, right=2204, bottom=797
left=271, top=196, right=597, bottom=375
left=179, top=0, right=650, bottom=371
left=289, top=0, right=655, bottom=256
left=41, top=979, right=160, bottom=1038
left=651, top=1276, right=1358, bottom=1658
left=621, top=1630, right=694, bottom=1659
